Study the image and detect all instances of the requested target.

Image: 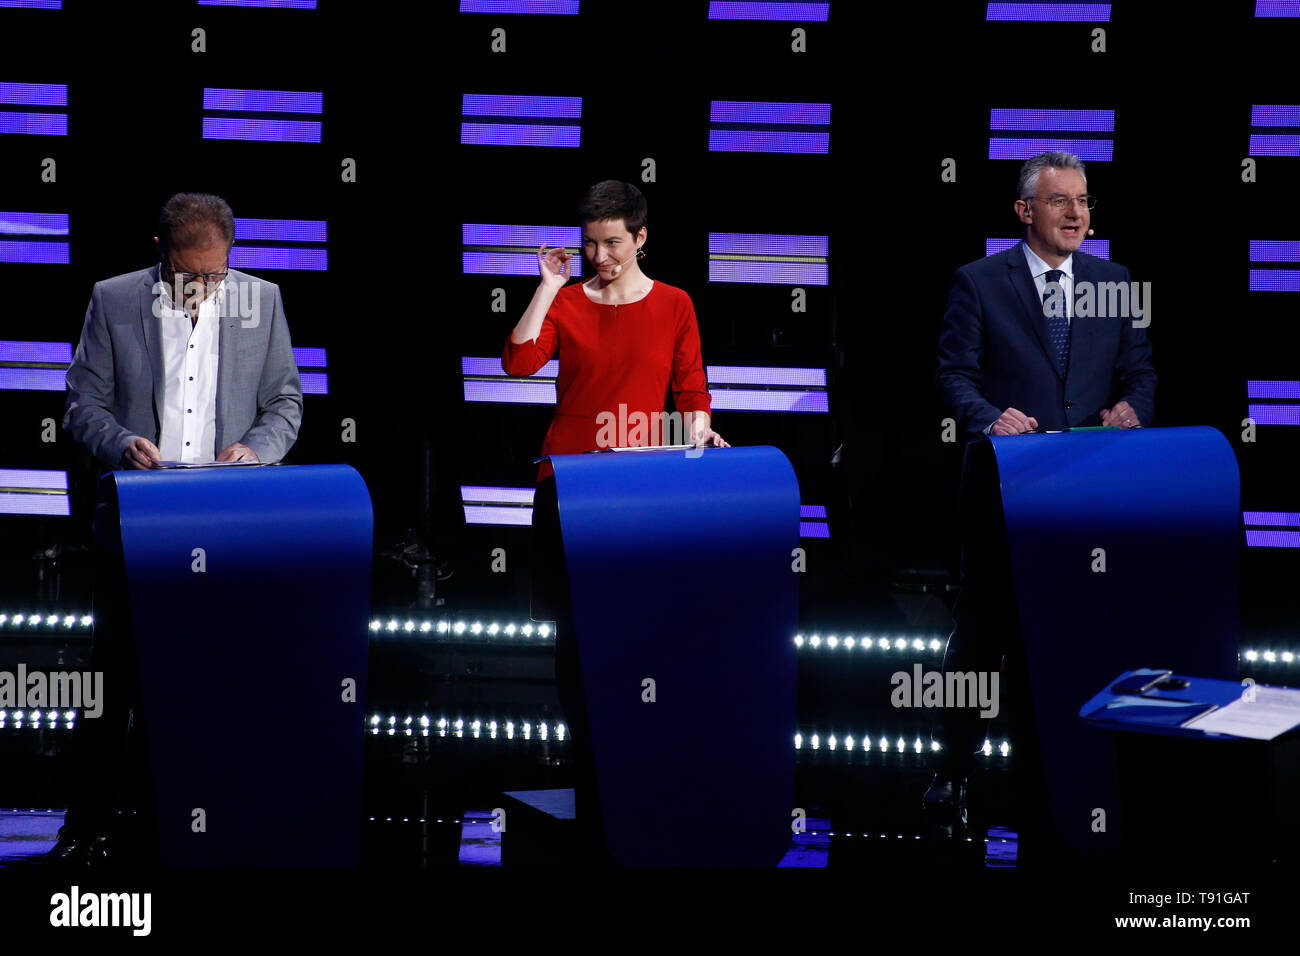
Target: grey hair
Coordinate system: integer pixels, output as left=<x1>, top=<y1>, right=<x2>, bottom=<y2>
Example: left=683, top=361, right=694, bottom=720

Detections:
left=1017, top=151, right=1087, bottom=200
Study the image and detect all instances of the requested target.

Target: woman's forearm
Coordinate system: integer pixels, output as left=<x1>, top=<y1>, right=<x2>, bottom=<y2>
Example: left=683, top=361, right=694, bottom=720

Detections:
left=510, top=283, right=561, bottom=344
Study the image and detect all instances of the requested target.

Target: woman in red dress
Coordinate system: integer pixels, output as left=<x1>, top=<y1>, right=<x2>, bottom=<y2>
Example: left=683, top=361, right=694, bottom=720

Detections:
left=505, top=184, right=728, bottom=859
left=501, top=180, right=728, bottom=480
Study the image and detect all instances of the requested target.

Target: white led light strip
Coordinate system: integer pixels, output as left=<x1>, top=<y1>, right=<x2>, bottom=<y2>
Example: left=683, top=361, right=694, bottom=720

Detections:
left=5, top=612, right=1293, bottom=667
left=369, top=619, right=554, bottom=639
left=795, top=633, right=945, bottom=652
left=794, top=733, right=1011, bottom=757
left=0, top=709, right=76, bottom=730
left=368, top=714, right=567, bottom=742
left=0, top=612, right=93, bottom=629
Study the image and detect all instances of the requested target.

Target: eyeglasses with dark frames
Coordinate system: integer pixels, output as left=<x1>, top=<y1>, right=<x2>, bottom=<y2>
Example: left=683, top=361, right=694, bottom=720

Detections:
left=162, top=258, right=229, bottom=287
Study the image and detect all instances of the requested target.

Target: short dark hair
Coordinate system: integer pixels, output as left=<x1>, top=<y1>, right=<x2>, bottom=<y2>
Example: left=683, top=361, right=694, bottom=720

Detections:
left=577, top=180, right=646, bottom=237
left=157, top=193, right=235, bottom=255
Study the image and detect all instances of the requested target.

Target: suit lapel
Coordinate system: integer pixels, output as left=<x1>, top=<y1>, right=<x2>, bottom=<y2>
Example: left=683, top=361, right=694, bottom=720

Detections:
left=1007, top=241, right=1065, bottom=382
left=1068, top=252, right=1095, bottom=379
left=215, top=273, right=237, bottom=457
left=139, top=266, right=166, bottom=431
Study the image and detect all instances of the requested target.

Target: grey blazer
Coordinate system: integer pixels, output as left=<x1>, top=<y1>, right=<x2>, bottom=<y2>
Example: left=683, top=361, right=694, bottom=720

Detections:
left=64, top=264, right=303, bottom=468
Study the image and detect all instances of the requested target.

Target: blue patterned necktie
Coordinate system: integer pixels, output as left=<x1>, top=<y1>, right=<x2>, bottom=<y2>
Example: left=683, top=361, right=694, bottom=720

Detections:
left=1042, top=268, right=1070, bottom=374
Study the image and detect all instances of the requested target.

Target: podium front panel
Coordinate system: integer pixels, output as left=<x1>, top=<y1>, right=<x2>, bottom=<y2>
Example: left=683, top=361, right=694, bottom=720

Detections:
left=975, top=426, right=1239, bottom=855
left=544, top=446, right=800, bottom=866
left=100, top=463, right=373, bottom=866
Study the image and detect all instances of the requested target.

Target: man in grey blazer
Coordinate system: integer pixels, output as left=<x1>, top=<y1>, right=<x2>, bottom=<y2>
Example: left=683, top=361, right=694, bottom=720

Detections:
left=45, top=194, right=301, bottom=865
left=64, top=193, right=302, bottom=469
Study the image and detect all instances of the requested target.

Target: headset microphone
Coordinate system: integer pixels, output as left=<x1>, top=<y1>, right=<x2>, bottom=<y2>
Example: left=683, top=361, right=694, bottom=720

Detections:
left=609, top=247, right=640, bottom=277
left=1087, top=229, right=1094, bottom=235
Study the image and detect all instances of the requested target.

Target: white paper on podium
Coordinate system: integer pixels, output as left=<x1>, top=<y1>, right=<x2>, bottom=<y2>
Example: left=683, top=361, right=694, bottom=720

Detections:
left=153, top=460, right=263, bottom=469
left=1181, top=685, right=1300, bottom=740
left=607, top=444, right=696, bottom=452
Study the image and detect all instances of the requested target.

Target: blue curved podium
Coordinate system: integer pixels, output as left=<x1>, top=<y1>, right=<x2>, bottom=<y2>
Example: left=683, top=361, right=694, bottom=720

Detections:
left=96, top=464, right=373, bottom=866
left=965, top=426, right=1239, bottom=856
left=538, top=446, right=800, bottom=866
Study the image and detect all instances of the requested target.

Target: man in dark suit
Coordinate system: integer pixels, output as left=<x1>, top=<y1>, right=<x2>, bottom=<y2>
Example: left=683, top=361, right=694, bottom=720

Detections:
left=926, top=151, right=1156, bottom=821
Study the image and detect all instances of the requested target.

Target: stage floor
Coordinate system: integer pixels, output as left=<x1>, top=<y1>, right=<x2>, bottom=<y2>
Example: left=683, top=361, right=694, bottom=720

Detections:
left=0, top=808, right=1016, bottom=867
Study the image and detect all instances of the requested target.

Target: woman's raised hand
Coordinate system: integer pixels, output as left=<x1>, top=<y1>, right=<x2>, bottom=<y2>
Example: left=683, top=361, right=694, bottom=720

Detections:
left=538, top=244, right=572, bottom=290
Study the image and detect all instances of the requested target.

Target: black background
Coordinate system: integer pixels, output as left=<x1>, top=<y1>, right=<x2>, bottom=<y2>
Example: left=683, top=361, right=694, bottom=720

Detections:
left=0, top=1, right=1295, bottom=652
left=0, top=0, right=1297, bottom=936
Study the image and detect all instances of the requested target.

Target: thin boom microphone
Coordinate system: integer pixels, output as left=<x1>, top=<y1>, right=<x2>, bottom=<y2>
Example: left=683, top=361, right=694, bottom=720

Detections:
left=609, top=247, right=640, bottom=276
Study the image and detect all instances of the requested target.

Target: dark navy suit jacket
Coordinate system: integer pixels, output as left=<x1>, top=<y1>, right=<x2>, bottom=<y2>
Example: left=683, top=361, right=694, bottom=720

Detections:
left=936, top=241, right=1156, bottom=437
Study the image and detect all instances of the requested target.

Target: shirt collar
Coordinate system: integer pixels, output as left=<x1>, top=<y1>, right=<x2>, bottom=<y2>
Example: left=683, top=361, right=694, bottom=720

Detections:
left=1022, top=241, right=1073, bottom=280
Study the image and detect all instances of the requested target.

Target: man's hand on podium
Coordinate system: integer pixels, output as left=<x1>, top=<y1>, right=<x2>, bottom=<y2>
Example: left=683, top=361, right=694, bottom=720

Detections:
left=1100, top=400, right=1141, bottom=429
left=217, top=442, right=260, bottom=463
left=990, top=407, right=1038, bottom=436
left=122, top=436, right=162, bottom=469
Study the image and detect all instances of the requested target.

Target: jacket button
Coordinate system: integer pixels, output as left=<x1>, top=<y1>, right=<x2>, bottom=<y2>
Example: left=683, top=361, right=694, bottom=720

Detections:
left=1065, top=401, right=1075, bottom=409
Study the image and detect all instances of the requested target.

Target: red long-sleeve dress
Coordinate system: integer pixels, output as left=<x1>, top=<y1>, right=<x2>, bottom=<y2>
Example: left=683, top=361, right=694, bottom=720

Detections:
left=501, top=280, right=712, bottom=480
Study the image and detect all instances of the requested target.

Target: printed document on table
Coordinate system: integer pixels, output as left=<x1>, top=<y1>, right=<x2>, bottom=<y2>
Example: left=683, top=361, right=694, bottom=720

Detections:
left=153, top=460, right=263, bottom=469
left=1182, top=685, right=1300, bottom=740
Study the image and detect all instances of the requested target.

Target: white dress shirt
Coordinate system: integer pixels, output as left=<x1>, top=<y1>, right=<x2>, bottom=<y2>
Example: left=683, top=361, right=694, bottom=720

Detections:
left=1022, top=241, right=1074, bottom=323
left=157, top=280, right=221, bottom=462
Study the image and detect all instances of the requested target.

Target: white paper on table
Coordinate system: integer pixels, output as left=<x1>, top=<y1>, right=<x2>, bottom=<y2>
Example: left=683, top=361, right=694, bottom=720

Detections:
left=608, top=444, right=696, bottom=452
left=1181, top=685, right=1300, bottom=740
left=152, top=459, right=263, bottom=469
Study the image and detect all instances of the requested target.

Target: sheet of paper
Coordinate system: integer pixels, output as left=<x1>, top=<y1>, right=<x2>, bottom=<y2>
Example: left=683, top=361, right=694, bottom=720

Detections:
left=153, top=459, right=262, bottom=469
left=608, top=444, right=696, bottom=452
left=1181, top=685, right=1300, bottom=740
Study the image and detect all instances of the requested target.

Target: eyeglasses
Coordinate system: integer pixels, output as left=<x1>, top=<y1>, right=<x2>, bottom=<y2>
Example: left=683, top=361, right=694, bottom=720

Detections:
left=1026, top=194, right=1096, bottom=211
left=163, top=259, right=229, bottom=287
